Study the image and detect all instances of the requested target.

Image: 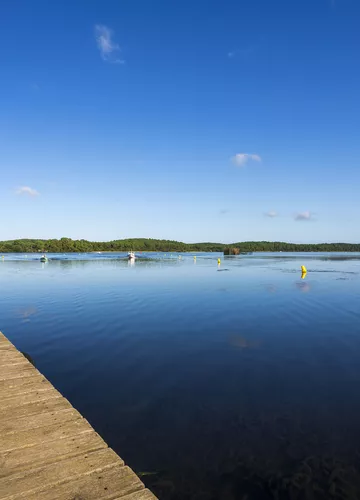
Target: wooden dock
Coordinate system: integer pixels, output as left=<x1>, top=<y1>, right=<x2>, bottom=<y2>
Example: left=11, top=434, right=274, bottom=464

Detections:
left=0, top=332, right=157, bottom=500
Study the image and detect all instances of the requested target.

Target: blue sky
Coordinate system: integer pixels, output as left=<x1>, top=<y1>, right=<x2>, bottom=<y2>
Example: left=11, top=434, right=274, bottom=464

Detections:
left=1, top=0, right=359, bottom=243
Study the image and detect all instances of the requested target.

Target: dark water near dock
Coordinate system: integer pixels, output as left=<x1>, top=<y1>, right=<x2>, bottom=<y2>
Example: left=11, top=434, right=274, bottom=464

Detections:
left=1, top=252, right=360, bottom=499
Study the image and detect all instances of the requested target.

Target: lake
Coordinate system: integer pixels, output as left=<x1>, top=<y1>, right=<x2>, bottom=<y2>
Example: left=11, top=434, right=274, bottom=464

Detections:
left=1, top=252, right=360, bottom=499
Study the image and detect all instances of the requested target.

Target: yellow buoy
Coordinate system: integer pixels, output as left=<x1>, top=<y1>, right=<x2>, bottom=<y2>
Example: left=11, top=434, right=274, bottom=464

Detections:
left=301, top=271, right=307, bottom=279
left=194, top=255, right=196, bottom=260
left=301, top=265, right=307, bottom=273
left=218, top=258, right=221, bottom=265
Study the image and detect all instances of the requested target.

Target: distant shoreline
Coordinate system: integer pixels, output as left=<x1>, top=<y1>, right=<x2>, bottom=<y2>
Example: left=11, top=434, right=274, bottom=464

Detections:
left=1, top=238, right=360, bottom=253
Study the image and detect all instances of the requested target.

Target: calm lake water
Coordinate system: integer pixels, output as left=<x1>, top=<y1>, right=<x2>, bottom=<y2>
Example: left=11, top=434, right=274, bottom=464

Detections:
left=1, top=252, right=360, bottom=499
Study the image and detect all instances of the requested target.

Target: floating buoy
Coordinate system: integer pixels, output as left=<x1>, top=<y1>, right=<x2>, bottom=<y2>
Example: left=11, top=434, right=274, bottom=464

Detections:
left=194, top=256, right=196, bottom=260
left=301, top=271, right=307, bottom=279
left=218, top=258, right=221, bottom=265
left=301, top=265, right=307, bottom=273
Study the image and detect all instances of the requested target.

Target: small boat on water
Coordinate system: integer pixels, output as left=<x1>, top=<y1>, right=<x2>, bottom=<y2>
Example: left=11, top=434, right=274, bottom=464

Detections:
left=40, top=255, right=48, bottom=263
left=128, top=251, right=135, bottom=261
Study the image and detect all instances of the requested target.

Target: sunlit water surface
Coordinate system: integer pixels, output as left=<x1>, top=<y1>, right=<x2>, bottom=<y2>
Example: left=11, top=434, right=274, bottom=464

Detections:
left=1, top=252, right=360, bottom=499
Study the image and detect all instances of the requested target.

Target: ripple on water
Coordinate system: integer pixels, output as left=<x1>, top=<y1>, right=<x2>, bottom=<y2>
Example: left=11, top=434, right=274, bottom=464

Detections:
left=1, top=254, right=360, bottom=499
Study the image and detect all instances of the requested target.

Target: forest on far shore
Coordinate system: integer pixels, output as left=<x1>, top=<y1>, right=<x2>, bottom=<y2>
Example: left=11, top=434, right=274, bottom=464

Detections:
left=1, top=238, right=360, bottom=253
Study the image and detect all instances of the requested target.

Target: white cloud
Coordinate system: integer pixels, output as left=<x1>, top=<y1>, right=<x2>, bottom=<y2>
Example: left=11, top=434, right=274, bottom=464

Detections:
left=95, top=25, right=124, bottom=64
left=16, top=186, right=39, bottom=197
left=227, top=47, right=254, bottom=59
left=295, top=211, right=313, bottom=221
left=265, top=211, right=277, bottom=218
left=231, top=153, right=262, bottom=167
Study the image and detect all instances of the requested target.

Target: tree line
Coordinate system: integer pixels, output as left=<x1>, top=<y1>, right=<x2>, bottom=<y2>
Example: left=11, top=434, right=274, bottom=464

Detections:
left=0, top=238, right=360, bottom=253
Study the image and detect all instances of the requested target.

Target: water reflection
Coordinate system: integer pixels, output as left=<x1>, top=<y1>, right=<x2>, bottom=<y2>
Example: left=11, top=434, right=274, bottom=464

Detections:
left=296, top=281, right=311, bottom=293
left=2, top=253, right=360, bottom=499
left=17, top=307, right=37, bottom=322
left=228, top=334, right=261, bottom=349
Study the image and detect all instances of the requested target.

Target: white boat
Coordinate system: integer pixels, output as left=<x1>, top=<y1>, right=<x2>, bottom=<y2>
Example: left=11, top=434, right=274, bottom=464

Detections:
left=128, top=251, right=135, bottom=260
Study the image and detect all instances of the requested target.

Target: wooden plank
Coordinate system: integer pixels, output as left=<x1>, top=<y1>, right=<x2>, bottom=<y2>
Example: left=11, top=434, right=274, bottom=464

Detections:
left=0, top=340, right=16, bottom=350
left=0, top=350, right=28, bottom=363
left=0, top=408, right=81, bottom=434
left=9, top=465, right=145, bottom=500
left=0, top=363, right=37, bottom=381
left=0, top=394, right=70, bottom=422
left=115, top=490, right=158, bottom=500
left=0, top=374, right=52, bottom=396
left=0, top=361, right=29, bottom=370
left=0, top=334, right=11, bottom=344
left=0, top=449, right=125, bottom=499
left=0, top=431, right=108, bottom=477
left=1, top=388, right=60, bottom=407
left=0, top=344, right=15, bottom=350
left=1, top=418, right=93, bottom=452
left=0, top=408, right=80, bottom=436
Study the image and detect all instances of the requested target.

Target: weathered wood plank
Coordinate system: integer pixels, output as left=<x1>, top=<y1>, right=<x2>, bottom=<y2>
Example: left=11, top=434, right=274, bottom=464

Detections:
left=0, top=350, right=28, bottom=363
left=0, top=338, right=17, bottom=349
left=0, top=431, right=108, bottom=477
left=0, top=374, right=52, bottom=396
left=115, top=490, right=158, bottom=500
left=1, top=418, right=93, bottom=452
left=0, top=448, right=124, bottom=499
left=9, top=465, right=145, bottom=500
left=0, top=407, right=81, bottom=434
left=0, top=363, right=37, bottom=381
left=0, top=344, right=15, bottom=350
left=1, top=388, right=60, bottom=408
left=0, top=395, right=70, bottom=422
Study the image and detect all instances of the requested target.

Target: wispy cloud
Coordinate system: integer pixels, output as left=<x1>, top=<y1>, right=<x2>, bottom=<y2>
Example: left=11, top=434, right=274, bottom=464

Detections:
left=16, top=186, right=39, bottom=197
left=227, top=47, right=254, bottom=59
left=265, top=211, right=278, bottom=218
left=231, top=153, right=262, bottom=167
left=295, top=211, right=314, bottom=221
left=95, top=25, right=124, bottom=64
